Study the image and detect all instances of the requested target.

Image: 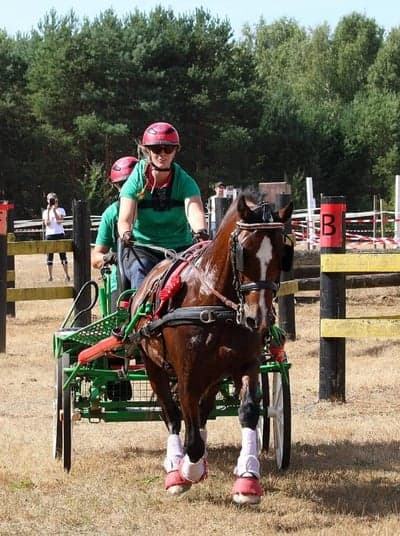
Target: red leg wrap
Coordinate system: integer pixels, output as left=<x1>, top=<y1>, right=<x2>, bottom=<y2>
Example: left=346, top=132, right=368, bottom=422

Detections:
left=232, top=477, right=263, bottom=497
left=165, top=470, right=192, bottom=491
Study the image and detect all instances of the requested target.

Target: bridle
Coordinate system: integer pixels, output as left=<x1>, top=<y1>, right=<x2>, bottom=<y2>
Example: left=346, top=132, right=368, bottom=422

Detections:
left=230, top=218, right=285, bottom=327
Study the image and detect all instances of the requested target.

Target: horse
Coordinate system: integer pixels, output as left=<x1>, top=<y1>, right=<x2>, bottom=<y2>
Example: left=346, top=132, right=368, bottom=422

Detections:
left=128, top=191, right=293, bottom=505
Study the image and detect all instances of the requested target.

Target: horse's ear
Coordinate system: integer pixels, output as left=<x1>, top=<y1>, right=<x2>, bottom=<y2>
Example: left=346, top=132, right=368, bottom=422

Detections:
left=237, top=194, right=253, bottom=220
left=277, top=201, right=293, bottom=223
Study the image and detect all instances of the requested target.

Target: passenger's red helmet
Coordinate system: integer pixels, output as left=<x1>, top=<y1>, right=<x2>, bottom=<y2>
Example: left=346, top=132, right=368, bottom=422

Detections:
left=142, top=122, right=180, bottom=146
left=109, top=156, right=138, bottom=183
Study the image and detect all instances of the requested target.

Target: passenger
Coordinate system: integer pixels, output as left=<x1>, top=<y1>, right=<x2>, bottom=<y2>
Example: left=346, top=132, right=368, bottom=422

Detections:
left=117, top=121, right=208, bottom=290
left=92, top=156, right=138, bottom=308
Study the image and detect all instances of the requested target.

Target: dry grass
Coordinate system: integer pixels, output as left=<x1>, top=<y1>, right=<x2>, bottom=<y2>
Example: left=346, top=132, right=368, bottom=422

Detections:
left=1, top=255, right=400, bottom=535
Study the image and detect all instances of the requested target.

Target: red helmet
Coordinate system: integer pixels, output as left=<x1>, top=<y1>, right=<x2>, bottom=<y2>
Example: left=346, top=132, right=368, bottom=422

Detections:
left=109, top=156, right=138, bottom=183
left=142, top=122, right=180, bottom=146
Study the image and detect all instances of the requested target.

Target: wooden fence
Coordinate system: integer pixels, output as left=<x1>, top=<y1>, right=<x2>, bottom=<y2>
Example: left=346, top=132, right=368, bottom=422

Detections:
left=2, top=195, right=399, bottom=393
left=319, top=196, right=400, bottom=403
left=0, top=200, right=91, bottom=352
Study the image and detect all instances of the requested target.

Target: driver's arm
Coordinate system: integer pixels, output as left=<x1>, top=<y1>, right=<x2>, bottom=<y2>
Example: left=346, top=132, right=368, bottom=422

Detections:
left=118, top=197, right=137, bottom=240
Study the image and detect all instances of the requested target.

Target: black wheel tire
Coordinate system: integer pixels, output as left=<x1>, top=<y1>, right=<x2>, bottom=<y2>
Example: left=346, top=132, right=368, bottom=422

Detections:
left=256, top=372, right=270, bottom=453
left=52, top=356, right=63, bottom=459
left=62, top=353, right=73, bottom=472
left=272, top=370, right=291, bottom=470
left=261, top=372, right=270, bottom=452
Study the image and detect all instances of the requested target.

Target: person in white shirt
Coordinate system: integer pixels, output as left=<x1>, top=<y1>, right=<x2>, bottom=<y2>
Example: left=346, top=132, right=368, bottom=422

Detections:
left=42, top=192, right=70, bottom=282
left=208, top=181, right=226, bottom=238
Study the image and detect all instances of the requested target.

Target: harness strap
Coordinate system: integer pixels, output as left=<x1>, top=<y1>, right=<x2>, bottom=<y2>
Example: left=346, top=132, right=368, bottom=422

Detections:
left=240, top=281, right=280, bottom=293
left=138, top=199, right=184, bottom=209
left=132, top=306, right=236, bottom=341
left=138, top=171, right=184, bottom=211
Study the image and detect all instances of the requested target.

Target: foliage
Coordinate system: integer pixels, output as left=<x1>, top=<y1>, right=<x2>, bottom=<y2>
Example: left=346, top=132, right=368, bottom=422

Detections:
left=1, top=9, right=400, bottom=217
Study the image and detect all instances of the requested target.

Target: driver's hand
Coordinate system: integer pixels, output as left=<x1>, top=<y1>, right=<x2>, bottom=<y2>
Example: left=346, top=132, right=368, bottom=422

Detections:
left=121, top=230, right=134, bottom=247
left=193, top=229, right=209, bottom=242
left=102, top=252, right=117, bottom=265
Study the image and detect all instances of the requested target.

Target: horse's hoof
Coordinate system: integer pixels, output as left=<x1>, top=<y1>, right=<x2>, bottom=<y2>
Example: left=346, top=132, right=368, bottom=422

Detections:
left=232, top=477, right=263, bottom=505
left=165, top=470, right=192, bottom=496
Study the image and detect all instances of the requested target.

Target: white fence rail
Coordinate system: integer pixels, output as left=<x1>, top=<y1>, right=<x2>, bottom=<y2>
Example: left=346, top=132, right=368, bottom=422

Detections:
left=12, top=211, right=400, bottom=249
left=291, top=209, right=400, bottom=249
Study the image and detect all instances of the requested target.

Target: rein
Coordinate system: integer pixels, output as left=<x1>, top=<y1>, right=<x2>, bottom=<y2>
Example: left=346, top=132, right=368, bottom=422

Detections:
left=187, top=260, right=239, bottom=311
left=183, top=221, right=286, bottom=314
left=166, top=242, right=240, bottom=311
left=134, top=211, right=286, bottom=331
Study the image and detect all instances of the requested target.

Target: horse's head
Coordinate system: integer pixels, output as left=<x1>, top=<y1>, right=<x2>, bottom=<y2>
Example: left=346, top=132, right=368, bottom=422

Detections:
left=230, top=193, right=293, bottom=334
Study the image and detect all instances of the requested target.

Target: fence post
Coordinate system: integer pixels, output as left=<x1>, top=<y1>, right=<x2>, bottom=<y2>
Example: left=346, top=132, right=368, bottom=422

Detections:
left=72, top=199, right=91, bottom=327
left=6, top=202, right=15, bottom=317
left=395, top=175, right=400, bottom=246
left=0, top=205, right=7, bottom=352
left=276, top=193, right=296, bottom=340
left=319, top=195, right=346, bottom=401
left=0, top=202, right=14, bottom=351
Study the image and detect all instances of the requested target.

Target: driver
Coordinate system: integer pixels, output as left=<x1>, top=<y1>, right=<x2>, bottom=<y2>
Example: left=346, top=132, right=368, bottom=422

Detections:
left=117, top=121, right=208, bottom=290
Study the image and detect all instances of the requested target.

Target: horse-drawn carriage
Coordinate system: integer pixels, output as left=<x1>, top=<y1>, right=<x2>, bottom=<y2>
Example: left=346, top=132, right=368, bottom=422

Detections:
left=53, top=193, right=293, bottom=505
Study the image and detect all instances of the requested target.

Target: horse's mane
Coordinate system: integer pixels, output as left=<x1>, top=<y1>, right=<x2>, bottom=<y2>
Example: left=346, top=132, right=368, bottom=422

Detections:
left=239, top=187, right=268, bottom=206
left=216, top=188, right=269, bottom=231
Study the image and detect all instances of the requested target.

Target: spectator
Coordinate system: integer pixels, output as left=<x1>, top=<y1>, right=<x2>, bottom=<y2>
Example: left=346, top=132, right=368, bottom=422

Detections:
left=42, top=192, right=70, bottom=282
left=208, top=181, right=226, bottom=238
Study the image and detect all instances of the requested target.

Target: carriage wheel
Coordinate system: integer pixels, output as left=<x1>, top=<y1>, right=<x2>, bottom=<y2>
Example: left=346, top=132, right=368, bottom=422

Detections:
left=272, top=370, right=291, bottom=470
left=257, top=372, right=271, bottom=454
left=256, top=371, right=270, bottom=453
left=61, top=353, right=73, bottom=472
left=52, top=355, right=63, bottom=459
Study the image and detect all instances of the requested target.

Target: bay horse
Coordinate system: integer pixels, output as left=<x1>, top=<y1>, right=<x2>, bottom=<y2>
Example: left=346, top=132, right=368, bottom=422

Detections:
left=128, top=192, right=293, bottom=505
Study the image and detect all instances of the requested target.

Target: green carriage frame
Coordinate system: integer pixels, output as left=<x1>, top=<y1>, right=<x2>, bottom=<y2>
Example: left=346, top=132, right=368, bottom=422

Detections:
left=53, top=269, right=291, bottom=473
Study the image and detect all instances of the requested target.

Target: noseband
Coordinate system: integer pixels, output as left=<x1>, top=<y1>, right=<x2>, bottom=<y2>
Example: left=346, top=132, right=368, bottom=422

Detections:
left=231, top=219, right=285, bottom=326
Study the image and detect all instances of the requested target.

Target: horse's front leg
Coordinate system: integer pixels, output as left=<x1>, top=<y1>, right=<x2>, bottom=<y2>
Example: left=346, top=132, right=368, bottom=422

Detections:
left=178, top=386, right=208, bottom=485
left=197, top=382, right=222, bottom=462
left=233, top=371, right=263, bottom=505
left=142, top=354, right=189, bottom=495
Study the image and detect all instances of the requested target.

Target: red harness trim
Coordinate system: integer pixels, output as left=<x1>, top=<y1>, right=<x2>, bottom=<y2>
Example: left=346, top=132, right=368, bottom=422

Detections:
left=152, top=242, right=210, bottom=319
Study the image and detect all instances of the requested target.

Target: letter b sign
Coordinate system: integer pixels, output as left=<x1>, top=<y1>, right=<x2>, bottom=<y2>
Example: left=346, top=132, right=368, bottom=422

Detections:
left=320, top=198, right=346, bottom=249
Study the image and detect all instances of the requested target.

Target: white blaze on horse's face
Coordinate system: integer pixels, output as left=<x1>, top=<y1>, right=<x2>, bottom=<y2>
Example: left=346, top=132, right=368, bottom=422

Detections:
left=243, top=235, right=273, bottom=329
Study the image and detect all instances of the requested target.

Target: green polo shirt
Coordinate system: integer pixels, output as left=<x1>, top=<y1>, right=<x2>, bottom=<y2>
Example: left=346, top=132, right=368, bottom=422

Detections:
left=95, top=201, right=119, bottom=251
left=120, top=160, right=200, bottom=249
left=95, top=201, right=119, bottom=292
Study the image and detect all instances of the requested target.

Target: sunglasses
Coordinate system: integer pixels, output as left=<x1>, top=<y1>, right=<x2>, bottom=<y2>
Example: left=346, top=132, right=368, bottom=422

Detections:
left=148, top=145, right=176, bottom=155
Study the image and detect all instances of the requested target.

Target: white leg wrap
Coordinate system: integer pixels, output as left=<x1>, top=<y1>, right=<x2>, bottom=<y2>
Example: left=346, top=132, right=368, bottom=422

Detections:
left=234, top=428, right=260, bottom=479
left=163, top=434, right=184, bottom=473
left=180, top=454, right=206, bottom=483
